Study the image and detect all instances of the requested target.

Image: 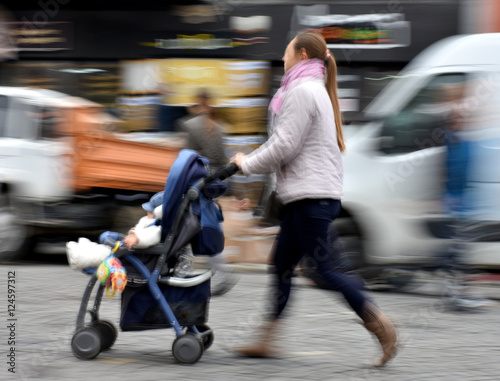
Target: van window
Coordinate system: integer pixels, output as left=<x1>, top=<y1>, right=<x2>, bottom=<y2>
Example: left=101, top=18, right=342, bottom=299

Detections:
left=4, top=100, right=40, bottom=140
left=39, top=108, right=64, bottom=139
left=466, top=72, right=500, bottom=133
left=379, top=73, right=467, bottom=154
left=0, top=95, right=8, bottom=137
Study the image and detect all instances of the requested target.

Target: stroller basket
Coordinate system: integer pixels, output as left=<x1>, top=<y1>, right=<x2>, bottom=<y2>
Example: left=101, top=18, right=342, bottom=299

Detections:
left=120, top=278, right=210, bottom=331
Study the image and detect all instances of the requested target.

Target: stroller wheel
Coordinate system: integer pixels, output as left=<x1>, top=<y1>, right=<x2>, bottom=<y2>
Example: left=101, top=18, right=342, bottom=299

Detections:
left=196, top=324, right=214, bottom=350
left=172, top=333, right=204, bottom=364
left=71, top=327, right=102, bottom=360
left=92, top=320, right=118, bottom=350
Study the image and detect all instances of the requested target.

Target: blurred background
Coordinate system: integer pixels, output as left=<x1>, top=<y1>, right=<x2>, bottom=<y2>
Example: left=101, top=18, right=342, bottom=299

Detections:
left=2, top=5, right=500, bottom=378
left=2, top=0, right=493, bottom=127
left=1, top=0, right=500, bottom=288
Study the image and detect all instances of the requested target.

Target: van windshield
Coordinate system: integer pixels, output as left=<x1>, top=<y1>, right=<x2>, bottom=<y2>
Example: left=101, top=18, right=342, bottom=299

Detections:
left=364, top=74, right=423, bottom=119
left=378, top=73, right=467, bottom=154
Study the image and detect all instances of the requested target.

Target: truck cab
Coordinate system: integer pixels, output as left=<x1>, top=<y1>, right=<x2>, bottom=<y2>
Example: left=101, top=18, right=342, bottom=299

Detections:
left=0, top=88, right=78, bottom=259
left=0, top=87, right=181, bottom=261
left=0, top=88, right=75, bottom=201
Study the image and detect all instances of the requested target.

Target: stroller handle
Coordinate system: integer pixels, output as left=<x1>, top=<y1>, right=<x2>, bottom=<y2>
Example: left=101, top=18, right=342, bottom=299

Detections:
left=195, top=163, right=239, bottom=192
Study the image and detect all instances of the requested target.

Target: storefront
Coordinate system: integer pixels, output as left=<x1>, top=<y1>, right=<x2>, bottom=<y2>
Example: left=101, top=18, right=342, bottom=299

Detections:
left=1, top=1, right=461, bottom=127
left=0, top=0, right=467, bottom=204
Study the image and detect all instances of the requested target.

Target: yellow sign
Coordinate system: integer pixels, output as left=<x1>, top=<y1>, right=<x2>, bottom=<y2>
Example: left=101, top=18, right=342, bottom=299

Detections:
left=159, top=59, right=270, bottom=104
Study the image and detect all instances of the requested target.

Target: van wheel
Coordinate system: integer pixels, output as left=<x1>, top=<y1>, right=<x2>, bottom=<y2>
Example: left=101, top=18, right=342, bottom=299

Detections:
left=300, top=217, right=365, bottom=289
left=333, top=218, right=365, bottom=271
left=0, top=194, right=34, bottom=262
left=383, top=267, right=417, bottom=291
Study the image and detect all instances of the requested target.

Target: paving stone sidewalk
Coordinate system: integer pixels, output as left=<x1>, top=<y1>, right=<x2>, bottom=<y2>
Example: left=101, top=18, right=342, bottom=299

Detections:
left=1, top=263, right=499, bottom=381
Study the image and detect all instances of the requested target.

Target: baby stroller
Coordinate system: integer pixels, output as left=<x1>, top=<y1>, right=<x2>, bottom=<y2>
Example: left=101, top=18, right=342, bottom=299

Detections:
left=71, top=149, right=238, bottom=364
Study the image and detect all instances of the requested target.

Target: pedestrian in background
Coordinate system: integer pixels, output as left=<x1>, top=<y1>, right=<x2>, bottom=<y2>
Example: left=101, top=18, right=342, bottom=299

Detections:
left=177, top=89, right=228, bottom=171
left=439, top=80, right=490, bottom=309
left=231, top=30, right=399, bottom=367
left=177, top=90, right=238, bottom=296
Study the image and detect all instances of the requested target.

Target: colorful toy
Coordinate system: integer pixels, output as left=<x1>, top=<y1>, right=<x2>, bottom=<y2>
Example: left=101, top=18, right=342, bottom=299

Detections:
left=96, top=253, right=127, bottom=297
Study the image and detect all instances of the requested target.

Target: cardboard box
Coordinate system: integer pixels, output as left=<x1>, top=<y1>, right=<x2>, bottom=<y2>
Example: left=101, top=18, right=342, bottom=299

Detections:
left=219, top=196, right=279, bottom=263
left=221, top=136, right=268, bottom=205
left=224, top=235, right=276, bottom=264
left=219, top=197, right=259, bottom=237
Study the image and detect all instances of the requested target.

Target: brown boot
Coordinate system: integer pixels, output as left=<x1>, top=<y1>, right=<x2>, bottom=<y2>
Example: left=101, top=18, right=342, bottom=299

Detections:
left=362, top=302, right=399, bottom=367
left=234, top=320, right=279, bottom=358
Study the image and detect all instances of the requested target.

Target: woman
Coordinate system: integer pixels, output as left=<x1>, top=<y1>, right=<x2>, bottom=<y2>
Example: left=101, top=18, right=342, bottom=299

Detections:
left=231, top=31, right=398, bottom=367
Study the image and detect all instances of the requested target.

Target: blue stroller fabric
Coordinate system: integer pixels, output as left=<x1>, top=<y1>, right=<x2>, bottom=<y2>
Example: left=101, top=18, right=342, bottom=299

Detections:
left=190, top=195, right=225, bottom=256
left=160, top=149, right=227, bottom=254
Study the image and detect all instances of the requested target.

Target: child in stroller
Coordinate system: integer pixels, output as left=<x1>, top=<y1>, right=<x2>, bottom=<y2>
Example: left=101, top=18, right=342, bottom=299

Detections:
left=99, top=191, right=164, bottom=250
left=101, top=189, right=238, bottom=290
left=71, top=149, right=238, bottom=364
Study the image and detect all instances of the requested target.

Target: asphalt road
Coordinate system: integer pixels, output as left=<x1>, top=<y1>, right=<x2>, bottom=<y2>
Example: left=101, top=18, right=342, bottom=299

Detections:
left=1, top=251, right=499, bottom=381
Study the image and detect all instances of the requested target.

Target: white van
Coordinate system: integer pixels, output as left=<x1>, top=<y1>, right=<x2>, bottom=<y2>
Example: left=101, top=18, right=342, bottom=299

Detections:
left=339, top=33, right=500, bottom=274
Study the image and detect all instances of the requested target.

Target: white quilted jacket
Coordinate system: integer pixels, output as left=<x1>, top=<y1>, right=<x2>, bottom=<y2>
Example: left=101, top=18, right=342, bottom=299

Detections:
left=241, top=77, right=343, bottom=204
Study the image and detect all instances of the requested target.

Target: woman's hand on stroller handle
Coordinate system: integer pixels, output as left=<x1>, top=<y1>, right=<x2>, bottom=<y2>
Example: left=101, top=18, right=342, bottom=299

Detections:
left=230, top=152, right=246, bottom=170
left=216, top=162, right=239, bottom=179
left=195, top=162, right=239, bottom=192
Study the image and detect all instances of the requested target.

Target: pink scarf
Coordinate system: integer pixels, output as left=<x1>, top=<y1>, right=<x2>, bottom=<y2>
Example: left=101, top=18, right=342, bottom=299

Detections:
left=269, top=58, right=326, bottom=115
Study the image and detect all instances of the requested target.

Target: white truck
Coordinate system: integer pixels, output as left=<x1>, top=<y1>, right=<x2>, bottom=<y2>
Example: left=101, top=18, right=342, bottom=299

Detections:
left=0, top=87, right=182, bottom=261
left=334, top=33, right=500, bottom=282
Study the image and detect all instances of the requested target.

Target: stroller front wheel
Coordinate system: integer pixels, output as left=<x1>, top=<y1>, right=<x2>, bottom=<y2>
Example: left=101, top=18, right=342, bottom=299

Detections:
left=71, top=327, right=102, bottom=360
left=172, top=333, right=204, bottom=364
left=92, top=320, right=118, bottom=350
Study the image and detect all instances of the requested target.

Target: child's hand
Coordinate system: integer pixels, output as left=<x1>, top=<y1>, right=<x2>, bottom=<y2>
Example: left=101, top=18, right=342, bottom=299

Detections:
left=123, top=232, right=139, bottom=250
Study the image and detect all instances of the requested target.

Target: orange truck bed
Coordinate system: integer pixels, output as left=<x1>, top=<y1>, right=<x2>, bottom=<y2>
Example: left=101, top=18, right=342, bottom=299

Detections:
left=74, top=134, right=182, bottom=192
left=66, top=104, right=184, bottom=193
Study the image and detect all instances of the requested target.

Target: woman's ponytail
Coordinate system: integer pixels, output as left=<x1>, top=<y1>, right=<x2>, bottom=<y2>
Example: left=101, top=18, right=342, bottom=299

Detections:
left=325, top=52, right=346, bottom=152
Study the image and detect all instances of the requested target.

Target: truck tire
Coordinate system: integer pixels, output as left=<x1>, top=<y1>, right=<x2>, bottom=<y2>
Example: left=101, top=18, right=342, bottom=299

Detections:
left=0, top=195, right=34, bottom=262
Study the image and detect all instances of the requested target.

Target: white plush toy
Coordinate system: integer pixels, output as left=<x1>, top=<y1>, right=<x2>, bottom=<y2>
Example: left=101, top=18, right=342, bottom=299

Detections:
left=66, top=237, right=112, bottom=270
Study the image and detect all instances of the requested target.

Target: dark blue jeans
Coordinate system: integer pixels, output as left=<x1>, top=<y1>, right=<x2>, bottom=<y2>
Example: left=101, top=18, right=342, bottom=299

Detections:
left=269, top=198, right=368, bottom=320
